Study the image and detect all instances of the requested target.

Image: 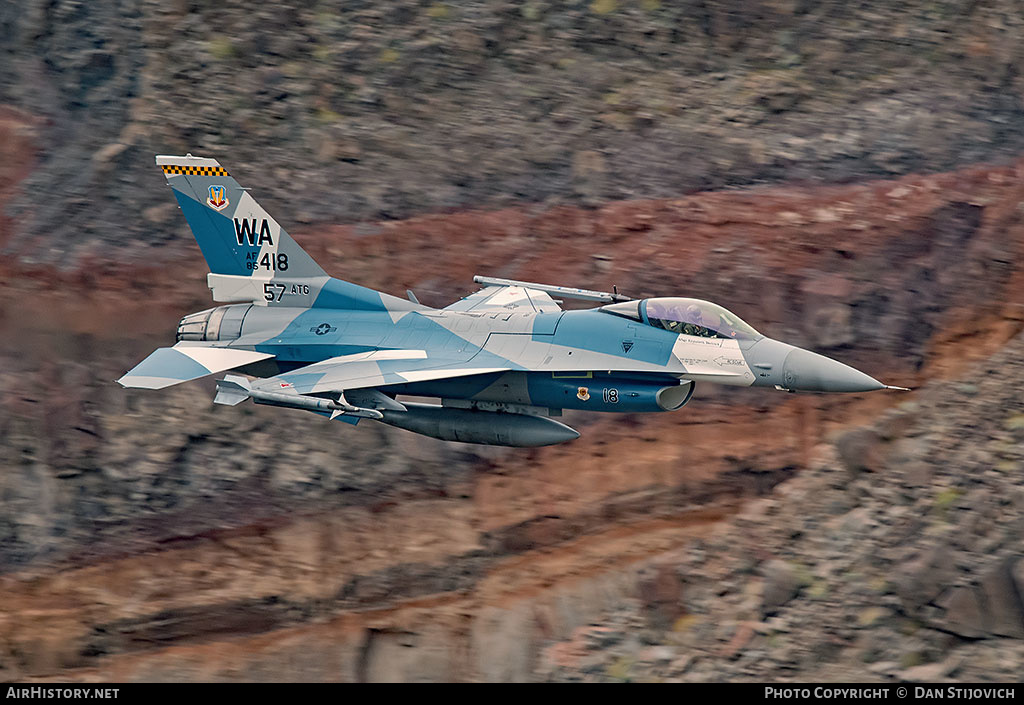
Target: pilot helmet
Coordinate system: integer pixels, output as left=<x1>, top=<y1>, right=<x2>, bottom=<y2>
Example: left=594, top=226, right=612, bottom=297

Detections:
left=685, top=303, right=703, bottom=324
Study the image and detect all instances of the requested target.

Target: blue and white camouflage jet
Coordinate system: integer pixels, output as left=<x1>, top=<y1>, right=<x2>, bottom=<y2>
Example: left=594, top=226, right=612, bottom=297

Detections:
left=118, top=155, right=908, bottom=447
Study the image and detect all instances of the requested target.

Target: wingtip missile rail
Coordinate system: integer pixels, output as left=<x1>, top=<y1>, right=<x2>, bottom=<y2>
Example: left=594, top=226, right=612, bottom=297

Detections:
left=472, top=275, right=632, bottom=303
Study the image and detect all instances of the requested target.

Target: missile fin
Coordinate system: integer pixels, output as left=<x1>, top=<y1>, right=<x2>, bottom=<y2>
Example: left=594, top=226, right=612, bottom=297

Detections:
left=214, top=374, right=251, bottom=406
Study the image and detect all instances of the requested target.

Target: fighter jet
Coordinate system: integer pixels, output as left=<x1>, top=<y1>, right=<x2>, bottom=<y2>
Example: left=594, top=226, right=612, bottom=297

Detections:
left=118, top=155, right=907, bottom=447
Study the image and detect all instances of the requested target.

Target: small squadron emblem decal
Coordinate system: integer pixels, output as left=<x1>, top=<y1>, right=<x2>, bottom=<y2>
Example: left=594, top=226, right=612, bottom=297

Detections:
left=576, top=386, right=590, bottom=402
left=207, top=184, right=229, bottom=211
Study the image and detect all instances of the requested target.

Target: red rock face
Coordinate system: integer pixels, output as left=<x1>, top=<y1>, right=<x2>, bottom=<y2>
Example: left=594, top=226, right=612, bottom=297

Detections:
left=0, top=115, right=1022, bottom=680
left=0, top=107, right=40, bottom=248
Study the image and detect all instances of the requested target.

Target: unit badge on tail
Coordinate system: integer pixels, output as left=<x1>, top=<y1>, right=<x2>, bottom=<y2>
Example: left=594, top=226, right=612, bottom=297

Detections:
left=207, top=185, right=229, bottom=211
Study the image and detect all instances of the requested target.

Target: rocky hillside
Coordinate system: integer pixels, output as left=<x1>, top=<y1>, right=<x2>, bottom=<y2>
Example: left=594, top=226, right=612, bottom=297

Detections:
left=537, top=331, right=1024, bottom=682
left=0, top=0, right=1023, bottom=683
left=2, top=0, right=1024, bottom=261
left=0, top=151, right=1020, bottom=680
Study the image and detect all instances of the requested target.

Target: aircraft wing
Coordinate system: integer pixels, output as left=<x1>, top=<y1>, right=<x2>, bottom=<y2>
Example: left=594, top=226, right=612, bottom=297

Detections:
left=248, top=349, right=510, bottom=396
left=443, top=285, right=562, bottom=313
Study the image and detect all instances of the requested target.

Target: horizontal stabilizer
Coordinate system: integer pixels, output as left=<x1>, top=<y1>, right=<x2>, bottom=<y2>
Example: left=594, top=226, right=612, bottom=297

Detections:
left=118, top=344, right=274, bottom=389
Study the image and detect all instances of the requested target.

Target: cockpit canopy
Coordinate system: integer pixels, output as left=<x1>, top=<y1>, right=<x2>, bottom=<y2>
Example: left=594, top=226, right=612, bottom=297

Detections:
left=600, top=298, right=761, bottom=341
left=644, top=298, right=760, bottom=340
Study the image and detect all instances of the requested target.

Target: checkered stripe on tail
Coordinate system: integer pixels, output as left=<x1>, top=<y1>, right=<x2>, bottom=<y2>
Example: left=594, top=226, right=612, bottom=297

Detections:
left=161, top=165, right=230, bottom=176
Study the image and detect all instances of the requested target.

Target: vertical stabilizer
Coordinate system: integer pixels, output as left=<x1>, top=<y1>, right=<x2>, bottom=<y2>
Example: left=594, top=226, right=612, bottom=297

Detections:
left=157, top=154, right=422, bottom=312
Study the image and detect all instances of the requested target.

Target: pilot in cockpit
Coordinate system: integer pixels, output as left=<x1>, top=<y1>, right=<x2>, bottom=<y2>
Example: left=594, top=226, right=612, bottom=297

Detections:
left=682, top=304, right=714, bottom=338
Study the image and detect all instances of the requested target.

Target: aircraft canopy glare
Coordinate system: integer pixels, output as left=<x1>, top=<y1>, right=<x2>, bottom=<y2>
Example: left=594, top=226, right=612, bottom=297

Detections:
left=642, top=297, right=762, bottom=341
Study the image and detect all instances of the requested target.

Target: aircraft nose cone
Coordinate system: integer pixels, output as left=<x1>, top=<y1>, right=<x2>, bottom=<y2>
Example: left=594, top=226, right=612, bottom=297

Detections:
left=782, top=347, right=885, bottom=393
